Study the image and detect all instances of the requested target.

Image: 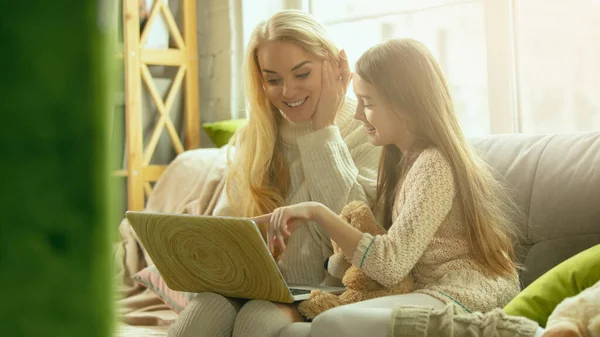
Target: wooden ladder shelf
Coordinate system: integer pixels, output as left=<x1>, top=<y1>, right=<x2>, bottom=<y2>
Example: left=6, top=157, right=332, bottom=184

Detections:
left=118, top=0, right=201, bottom=211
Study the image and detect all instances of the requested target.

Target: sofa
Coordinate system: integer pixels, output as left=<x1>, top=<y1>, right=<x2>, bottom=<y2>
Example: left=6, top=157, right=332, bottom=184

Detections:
left=281, top=131, right=600, bottom=337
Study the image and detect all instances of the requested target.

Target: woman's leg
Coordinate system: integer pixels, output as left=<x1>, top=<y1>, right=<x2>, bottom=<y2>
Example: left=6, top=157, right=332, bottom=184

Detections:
left=168, top=292, right=243, bottom=337
left=232, top=300, right=304, bottom=337
left=311, top=293, right=445, bottom=337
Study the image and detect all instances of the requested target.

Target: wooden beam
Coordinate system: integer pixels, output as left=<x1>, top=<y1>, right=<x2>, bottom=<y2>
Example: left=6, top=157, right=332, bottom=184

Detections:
left=183, top=0, right=201, bottom=149
left=161, top=3, right=186, bottom=50
left=162, top=65, right=187, bottom=155
left=164, top=65, right=187, bottom=115
left=123, top=0, right=145, bottom=211
left=141, top=49, right=185, bottom=66
left=139, top=64, right=184, bottom=165
left=143, top=165, right=168, bottom=182
left=143, top=182, right=153, bottom=198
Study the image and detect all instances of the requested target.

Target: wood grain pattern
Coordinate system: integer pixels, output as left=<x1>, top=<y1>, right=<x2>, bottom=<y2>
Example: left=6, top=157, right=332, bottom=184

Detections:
left=126, top=212, right=295, bottom=303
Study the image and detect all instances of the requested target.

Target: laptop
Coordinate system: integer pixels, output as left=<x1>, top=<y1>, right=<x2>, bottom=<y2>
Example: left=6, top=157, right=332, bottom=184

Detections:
left=125, top=211, right=345, bottom=303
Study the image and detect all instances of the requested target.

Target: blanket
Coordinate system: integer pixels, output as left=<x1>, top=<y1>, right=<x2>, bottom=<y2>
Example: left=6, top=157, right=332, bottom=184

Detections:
left=114, top=146, right=230, bottom=326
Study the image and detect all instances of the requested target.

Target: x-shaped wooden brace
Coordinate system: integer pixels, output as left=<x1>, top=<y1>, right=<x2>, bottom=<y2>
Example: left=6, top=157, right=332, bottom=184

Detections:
left=139, top=0, right=187, bottom=196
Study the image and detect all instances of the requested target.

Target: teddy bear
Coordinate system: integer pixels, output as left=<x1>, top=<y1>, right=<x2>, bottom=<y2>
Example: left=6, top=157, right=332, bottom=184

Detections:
left=541, top=279, right=600, bottom=337
left=297, top=200, right=414, bottom=320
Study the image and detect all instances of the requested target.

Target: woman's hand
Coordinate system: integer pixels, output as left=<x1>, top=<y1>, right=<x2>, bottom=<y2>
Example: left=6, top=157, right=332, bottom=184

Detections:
left=312, top=49, right=352, bottom=130
left=253, top=201, right=364, bottom=260
left=252, top=202, right=324, bottom=254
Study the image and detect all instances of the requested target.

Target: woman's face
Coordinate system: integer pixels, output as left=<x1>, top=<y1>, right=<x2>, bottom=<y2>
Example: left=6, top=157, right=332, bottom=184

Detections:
left=256, top=41, right=322, bottom=123
left=352, top=74, right=414, bottom=153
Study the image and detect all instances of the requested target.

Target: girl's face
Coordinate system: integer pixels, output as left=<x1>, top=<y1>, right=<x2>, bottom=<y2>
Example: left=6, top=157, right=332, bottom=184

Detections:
left=256, top=41, right=322, bottom=123
left=352, top=74, right=414, bottom=153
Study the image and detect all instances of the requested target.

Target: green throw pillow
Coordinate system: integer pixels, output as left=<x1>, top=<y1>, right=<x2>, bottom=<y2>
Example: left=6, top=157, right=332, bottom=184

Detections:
left=503, top=244, right=600, bottom=327
left=202, top=119, right=247, bottom=148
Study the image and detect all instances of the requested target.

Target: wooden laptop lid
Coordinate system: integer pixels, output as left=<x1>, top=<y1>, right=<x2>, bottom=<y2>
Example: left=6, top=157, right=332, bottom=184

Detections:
left=126, top=211, right=295, bottom=303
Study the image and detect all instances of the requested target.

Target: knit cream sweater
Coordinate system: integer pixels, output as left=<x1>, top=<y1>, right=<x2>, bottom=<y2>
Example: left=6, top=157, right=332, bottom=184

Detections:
left=214, top=99, right=380, bottom=286
left=351, top=148, right=520, bottom=313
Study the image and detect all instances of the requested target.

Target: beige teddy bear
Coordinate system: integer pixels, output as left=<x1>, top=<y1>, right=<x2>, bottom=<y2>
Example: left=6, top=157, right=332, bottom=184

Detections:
left=297, top=200, right=414, bottom=320
left=541, top=279, right=600, bottom=337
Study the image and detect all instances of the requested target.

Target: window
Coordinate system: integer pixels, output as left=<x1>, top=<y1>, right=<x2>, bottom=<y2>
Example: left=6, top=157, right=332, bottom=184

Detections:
left=312, top=0, right=490, bottom=136
left=308, top=0, right=600, bottom=135
left=515, top=0, right=600, bottom=133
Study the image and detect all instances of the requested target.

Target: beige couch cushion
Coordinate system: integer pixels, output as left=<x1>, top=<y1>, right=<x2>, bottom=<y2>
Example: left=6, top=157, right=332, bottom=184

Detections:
left=469, top=132, right=600, bottom=287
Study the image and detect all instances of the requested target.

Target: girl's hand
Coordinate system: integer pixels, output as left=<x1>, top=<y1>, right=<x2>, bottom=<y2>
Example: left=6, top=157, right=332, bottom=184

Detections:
left=252, top=202, right=323, bottom=254
left=312, top=49, right=352, bottom=130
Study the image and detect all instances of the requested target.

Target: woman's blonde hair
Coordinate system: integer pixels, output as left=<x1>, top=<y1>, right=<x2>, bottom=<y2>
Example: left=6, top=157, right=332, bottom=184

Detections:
left=226, top=10, right=340, bottom=217
left=355, top=38, right=520, bottom=277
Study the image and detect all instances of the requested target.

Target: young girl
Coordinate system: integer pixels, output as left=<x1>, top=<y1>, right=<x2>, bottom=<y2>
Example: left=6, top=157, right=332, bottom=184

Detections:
left=254, top=38, right=524, bottom=336
left=167, top=10, right=380, bottom=337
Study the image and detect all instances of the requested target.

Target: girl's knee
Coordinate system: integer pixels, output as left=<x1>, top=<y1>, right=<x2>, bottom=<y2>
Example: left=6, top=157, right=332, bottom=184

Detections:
left=279, top=323, right=311, bottom=337
left=312, top=306, right=393, bottom=337
left=311, top=306, right=348, bottom=337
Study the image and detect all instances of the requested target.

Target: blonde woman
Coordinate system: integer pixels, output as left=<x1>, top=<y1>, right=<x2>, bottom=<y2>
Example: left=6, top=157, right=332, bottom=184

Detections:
left=255, top=38, right=529, bottom=336
left=167, top=10, right=380, bottom=337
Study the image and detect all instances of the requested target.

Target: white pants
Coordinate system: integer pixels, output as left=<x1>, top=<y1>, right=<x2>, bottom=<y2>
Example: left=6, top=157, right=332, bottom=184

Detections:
left=280, top=293, right=546, bottom=337
left=311, top=293, right=445, bottom=337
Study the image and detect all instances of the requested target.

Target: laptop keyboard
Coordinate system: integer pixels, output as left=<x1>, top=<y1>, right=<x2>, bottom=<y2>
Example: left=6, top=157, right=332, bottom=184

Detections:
left=289, top=288, right=312, bottom=296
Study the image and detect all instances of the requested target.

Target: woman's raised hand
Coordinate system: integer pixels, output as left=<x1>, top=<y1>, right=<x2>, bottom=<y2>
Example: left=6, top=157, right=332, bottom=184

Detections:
left=311, top=49, right=352, bottom=130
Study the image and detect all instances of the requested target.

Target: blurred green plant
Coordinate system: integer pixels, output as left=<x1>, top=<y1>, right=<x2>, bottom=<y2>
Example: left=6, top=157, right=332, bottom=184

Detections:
left=0, top=1, right=116, bottom=336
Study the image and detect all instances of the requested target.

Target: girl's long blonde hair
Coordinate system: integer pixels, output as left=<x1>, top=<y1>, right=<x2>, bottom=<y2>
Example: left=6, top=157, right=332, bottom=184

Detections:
left=355, top=39, right=520, bottom=277
left=226, top=10, right=340, bottom=217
